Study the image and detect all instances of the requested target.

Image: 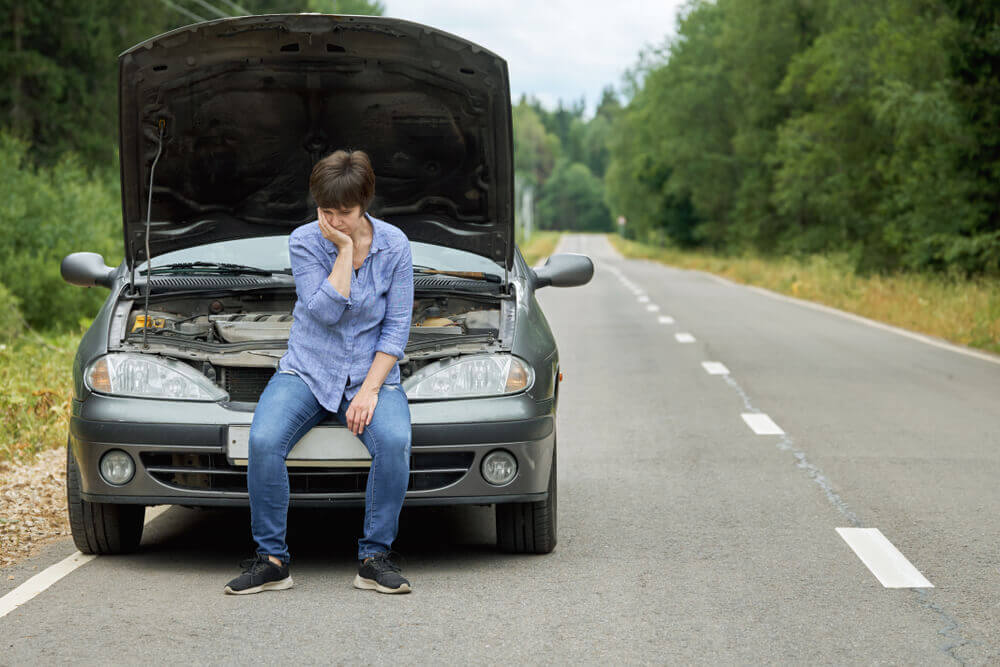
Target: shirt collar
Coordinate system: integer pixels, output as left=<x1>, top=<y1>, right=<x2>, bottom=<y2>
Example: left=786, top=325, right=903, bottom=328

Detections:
left=365, top=212, right=391, bottom=254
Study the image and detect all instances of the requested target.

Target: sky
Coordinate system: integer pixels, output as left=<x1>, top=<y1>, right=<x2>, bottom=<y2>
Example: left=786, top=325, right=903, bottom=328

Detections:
left=383, top=1, right=686, bottom=116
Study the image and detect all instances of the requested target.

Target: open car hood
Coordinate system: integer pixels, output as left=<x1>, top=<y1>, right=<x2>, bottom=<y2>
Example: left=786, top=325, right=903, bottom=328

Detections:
left=119, top=14, right=514, bottom=271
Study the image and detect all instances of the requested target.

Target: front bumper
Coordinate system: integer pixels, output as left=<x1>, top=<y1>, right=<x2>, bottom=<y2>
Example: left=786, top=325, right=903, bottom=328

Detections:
left=70, top=393, right=555, bottom=508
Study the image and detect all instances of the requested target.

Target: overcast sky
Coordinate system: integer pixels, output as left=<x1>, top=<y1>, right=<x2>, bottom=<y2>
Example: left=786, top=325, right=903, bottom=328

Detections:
left=384, top=1, right=686, bottom=116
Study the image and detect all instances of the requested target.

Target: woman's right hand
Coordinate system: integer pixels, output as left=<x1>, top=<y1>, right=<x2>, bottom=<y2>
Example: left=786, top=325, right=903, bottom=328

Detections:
left=318, top=213, right=353, bottom=251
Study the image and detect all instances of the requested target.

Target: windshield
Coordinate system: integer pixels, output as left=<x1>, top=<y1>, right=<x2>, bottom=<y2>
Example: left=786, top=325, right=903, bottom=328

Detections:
left=135, top=235, right=503, bottom=274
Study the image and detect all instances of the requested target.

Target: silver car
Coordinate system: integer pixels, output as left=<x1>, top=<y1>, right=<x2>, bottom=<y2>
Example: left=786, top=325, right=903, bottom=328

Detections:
left=61, top=13, right=593, bottom=557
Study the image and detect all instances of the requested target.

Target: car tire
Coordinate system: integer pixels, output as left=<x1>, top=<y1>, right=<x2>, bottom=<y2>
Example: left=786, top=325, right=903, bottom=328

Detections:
left=496, top=432, right=557, bottom=554
left=66, top=440, right=145, bottom=554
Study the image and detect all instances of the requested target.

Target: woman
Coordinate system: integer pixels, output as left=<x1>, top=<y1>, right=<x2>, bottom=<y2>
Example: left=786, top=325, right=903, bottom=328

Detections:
left=224, top=150, right=414, bottom=595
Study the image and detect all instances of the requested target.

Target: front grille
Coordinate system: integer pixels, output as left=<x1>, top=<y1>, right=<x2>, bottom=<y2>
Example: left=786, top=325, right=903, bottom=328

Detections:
left=140, top=451, right=474, bottom=494
left=222, top=367, right=276, bottom=402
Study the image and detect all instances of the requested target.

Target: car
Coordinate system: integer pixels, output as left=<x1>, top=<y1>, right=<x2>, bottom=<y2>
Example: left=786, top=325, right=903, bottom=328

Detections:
left=60, top=13, right=593, bottom=557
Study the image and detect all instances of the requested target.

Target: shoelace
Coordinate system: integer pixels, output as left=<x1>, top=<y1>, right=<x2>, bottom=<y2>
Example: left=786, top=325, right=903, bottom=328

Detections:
left=238, top=553, right=276, bottom=575
left=367, top=551, right=404, bottom=574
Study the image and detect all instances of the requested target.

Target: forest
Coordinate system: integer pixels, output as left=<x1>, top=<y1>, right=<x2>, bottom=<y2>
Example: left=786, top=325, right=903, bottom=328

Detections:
left=604, top=0, right=1000, bottom=277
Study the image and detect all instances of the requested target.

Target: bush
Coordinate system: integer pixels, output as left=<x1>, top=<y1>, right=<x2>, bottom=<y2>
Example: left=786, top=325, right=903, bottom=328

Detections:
left=0, top=132, right=122, bottom=332
left=0, top=282, right=25, bottom=342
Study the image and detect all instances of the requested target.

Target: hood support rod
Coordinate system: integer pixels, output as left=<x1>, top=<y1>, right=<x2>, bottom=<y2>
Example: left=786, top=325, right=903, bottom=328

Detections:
left=140, top=121, right=166, bottom=349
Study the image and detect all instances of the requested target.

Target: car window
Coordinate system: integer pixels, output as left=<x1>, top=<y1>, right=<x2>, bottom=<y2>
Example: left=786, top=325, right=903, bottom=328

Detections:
left=136, top=235, right=503, bottom=274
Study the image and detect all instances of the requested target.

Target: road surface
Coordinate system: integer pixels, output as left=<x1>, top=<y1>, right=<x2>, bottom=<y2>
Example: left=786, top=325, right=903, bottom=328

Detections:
left=2, top=233, right=999, bottom=664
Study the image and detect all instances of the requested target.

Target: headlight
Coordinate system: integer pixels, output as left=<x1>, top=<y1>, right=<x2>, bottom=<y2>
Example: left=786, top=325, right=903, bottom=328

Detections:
left=402, top=353, right=534, bottom=399
left=85, top=353, right=229, bottom=401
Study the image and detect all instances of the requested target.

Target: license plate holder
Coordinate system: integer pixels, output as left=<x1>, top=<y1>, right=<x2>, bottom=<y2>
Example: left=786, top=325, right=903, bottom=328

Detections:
left=227, top=425, right=372, bottom=468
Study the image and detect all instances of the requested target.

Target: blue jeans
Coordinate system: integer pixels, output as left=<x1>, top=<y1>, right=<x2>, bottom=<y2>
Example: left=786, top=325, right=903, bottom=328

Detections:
left=247, top=370, right=412, bottom=564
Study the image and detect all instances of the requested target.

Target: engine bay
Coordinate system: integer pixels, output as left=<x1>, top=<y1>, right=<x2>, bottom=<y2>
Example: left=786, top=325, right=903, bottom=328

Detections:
left=110, top=286, right=513, bottom=398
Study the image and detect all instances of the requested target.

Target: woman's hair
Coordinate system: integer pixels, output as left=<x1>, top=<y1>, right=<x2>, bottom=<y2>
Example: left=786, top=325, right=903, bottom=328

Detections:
left=309, top=149, right=376, bottom=211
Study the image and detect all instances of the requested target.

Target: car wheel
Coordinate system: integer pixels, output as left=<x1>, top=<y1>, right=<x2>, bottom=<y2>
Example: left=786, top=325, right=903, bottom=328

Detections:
left=496, top=432, right=557, bottom=554
left=66, top=439, right=145, bottom=554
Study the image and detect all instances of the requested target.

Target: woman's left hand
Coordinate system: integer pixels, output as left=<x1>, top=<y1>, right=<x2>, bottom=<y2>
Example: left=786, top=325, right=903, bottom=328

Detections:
left=346, top=386, right=379, bottom=435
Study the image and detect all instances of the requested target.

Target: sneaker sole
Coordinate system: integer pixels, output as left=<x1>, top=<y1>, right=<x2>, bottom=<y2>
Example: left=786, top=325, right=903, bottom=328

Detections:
left=353, top=573, right=411, bottom=594
left=223, top=576, right=294, bottom=595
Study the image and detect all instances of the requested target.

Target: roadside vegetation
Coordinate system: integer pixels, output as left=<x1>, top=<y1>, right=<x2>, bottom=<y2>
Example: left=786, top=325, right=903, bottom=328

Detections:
left=518, top=231, right=565, bottom=268
left=605, top=1, right=999, bottom=280
left=0, top=331, right=79, bottom=465
left=608, top=234, right=1000, bottom=355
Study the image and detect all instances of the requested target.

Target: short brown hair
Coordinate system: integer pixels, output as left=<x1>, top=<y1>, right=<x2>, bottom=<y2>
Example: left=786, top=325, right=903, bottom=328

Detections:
left=309, top=149, right=375, bottom=211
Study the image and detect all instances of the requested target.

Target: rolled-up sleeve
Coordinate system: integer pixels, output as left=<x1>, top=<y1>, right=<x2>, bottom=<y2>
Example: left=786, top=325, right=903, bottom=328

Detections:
left=375, top=241, right=413, bottom=360
left=289, top=234, right=351, bottom=328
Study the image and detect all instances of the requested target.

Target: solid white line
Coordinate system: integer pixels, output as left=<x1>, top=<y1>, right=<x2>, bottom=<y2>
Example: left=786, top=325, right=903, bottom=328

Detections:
left=646, top=304, right=660, bottom=312
left=675, top=333, right=696, bottom=343
left=0, top=551, right=96, bottom=619
left=742, top=285, right=1000, bottom=367
left=836, top=528, right=934, bottom=588
left=702, top=361, right=730, bottom=375
left=145, top=505, right=171, bottom=524
left=741, top=412, right=784, bottom=435
left=658, top=316, right=675, bottom=325
left=0, top=505, right=172, bottom=620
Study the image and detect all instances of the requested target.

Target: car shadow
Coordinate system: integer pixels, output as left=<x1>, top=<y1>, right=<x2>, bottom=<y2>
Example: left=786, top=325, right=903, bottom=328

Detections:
left=133, top=503, right=507, bottom=570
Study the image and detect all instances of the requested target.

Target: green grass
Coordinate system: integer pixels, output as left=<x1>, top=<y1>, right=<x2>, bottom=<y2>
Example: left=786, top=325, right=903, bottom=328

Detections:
left=607, top=234, right=1000, bottom=355
left=0, top=327, right=82, bottom=466
left=518, top=230, right=565, bottom=267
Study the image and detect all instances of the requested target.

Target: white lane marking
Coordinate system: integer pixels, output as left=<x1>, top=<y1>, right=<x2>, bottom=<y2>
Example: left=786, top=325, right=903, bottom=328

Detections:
left=0, top=505, right=172, bottom=619
left=702, top=361, right=730, bottom=375
left=741, top=412, right=784, bottom=434
left=0, top=552, right=96, bottom=619
left=145, top=505, right=171, bottom=524
left=742, top=285, right=1000, bottom=367
left=658, top=316, right=675, bottom=325
left=646, top=304, right=660, bottom=312
left=637, top=295, right=649, bottom=303
left=836, top=528, right=934, bottom=588
left=675, top=333, right=696, bottom=343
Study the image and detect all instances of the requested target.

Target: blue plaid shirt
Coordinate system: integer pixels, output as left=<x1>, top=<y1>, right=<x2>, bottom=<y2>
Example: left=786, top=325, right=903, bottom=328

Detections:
left=277, top=213, right=413, bottom=412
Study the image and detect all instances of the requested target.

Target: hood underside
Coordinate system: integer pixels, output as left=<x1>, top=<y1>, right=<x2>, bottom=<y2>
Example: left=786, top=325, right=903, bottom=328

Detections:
left=119, top=14, right=514, bottom=270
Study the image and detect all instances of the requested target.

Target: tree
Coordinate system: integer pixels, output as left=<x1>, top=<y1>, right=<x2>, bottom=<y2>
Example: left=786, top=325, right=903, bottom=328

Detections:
left=512, top=101, right=561, bottom=188
left=537, top=159, right=611, bottom=232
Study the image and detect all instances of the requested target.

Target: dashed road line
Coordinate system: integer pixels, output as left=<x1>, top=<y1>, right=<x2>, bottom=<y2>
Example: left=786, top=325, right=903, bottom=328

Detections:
left=674, top=333, right=696, bottom=343
left=637, top=295, right=649, bottom=303
left=645, top=304, right=659, bottom=312
left=658, top=316, right=675, bottom=325
left=701, top=361, right=730, bottom=375
left=836, top=528, right=934, bottom=588
left=741, top=412, right=785, bottom=435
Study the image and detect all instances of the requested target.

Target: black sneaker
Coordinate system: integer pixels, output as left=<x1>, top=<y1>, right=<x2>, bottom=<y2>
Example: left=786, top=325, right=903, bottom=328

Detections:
left=223, top=553, right=293, bottom=595
left=353, top=552, right=411, bottom=594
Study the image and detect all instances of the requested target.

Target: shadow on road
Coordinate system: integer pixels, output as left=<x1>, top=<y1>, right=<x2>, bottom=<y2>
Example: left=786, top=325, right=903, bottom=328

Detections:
left=135, top=503, right=502, bottom=569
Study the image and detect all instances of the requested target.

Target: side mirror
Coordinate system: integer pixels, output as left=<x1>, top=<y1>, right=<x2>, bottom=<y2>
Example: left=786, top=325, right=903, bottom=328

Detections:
left=531, top=253, right=594, bottom=289
left=61, top=252, right=116, bottom=288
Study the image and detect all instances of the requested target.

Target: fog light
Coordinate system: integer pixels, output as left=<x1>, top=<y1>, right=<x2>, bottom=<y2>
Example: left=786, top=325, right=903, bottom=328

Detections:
left=99, top=450, right=135, bottom=485
left=481, top=450, right=517, bottom=486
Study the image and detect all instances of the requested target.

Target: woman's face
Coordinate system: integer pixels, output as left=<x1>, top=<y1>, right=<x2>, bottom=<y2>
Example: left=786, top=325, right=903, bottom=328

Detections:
left=317, top=205, right=365, bottom=236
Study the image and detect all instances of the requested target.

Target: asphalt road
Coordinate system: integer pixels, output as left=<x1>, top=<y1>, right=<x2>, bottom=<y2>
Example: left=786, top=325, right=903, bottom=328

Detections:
left=3, top=233, right=1000, bottom=664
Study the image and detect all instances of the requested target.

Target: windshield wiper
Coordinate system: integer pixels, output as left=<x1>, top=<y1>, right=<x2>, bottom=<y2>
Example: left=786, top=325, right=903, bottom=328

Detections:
left=412, top=266, right=502, bottom=283
left=140, top=262, right=290, bottom=276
